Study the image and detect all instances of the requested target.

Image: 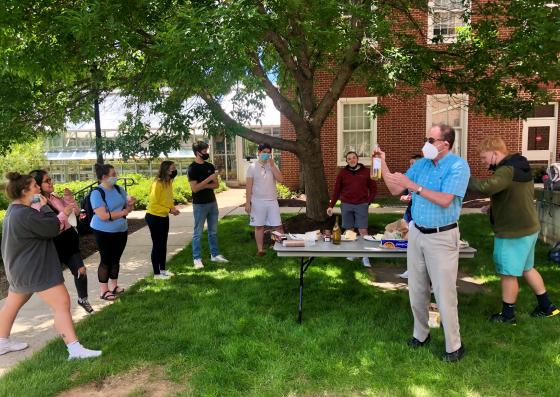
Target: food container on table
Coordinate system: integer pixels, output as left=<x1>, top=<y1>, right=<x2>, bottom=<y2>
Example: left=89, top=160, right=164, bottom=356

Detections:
left=380, top=239, right=408, bottom=249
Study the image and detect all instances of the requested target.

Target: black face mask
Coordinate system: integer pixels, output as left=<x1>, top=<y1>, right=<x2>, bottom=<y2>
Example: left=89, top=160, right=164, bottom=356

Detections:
left=170, top=170, right=178, bottom=179
left=199, top=152, right=210, bottom=161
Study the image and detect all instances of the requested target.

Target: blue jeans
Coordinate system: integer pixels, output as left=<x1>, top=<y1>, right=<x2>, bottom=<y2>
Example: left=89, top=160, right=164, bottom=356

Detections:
left=192, top=201, right=220, bottom=260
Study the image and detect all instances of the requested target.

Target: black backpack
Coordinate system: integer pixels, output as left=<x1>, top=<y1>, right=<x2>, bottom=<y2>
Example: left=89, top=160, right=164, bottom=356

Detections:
left=78, top=185, right=123, bottom=235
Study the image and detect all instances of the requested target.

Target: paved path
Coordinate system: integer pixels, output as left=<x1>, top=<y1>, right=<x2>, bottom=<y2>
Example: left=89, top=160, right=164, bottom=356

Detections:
left=0, top=188, right=483, bottom=375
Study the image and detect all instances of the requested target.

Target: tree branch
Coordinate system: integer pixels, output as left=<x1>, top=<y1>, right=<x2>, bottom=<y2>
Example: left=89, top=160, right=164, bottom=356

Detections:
left=200, top=93, right=299, bottom=154
left=312, top=39, right=363, bottom=129
left=247, top=51, right=307, bottom=132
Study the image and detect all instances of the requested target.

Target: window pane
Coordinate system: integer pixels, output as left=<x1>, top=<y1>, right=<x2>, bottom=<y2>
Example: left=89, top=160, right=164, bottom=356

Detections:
left=528, top=105, right=555, bottom=118
left=356, top=110, right=364, bottom=130
left=527, top=127, right=550, bottom=150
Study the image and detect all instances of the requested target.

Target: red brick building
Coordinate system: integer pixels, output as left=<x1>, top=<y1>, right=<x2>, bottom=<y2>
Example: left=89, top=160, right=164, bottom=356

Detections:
left=280, top=4, right=560, bottom=195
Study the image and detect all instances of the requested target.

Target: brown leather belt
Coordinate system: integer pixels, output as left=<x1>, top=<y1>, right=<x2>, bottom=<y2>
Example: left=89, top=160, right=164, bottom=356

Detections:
left=415, top=222, right=457, bottom=234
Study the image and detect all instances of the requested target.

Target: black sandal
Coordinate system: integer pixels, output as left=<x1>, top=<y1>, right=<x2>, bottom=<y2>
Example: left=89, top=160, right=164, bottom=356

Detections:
left=100, top=291, right=117, bottom=301
left=112, top=286, right=125, bottom=295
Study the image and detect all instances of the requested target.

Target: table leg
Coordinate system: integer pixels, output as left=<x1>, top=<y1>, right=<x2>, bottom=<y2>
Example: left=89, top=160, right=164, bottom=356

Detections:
left=298, top=257, right=314, bottom=323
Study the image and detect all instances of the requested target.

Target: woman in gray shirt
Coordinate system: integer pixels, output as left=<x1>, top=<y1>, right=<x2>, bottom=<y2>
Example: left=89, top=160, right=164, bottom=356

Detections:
left=0, top=172, right=101, bottom=360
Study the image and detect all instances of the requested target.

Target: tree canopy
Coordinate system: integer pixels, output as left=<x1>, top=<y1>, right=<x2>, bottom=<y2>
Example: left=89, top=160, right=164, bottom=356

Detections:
left=0, top=0, right=558, bottom=219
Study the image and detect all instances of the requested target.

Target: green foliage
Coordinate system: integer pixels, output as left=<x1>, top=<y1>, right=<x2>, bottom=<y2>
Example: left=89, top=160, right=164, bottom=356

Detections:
left=533, top=165, right=548, bottom=183
left=53, top=180, right=96, bottom=198
left=1, top=214, right=559, bottom=396
left=52, top=174, right=198, bottom=210
left=216, top=179, right=228, bottom=194
left=0, top=139, right=47, bottom=209
left=0, top=139, right=47, bottom=177
left=1, top=0, right=558, bottom=219
left=276, top=183, right=294, bottom=199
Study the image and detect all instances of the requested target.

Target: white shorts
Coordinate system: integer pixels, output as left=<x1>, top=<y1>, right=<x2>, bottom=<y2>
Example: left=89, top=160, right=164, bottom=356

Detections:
left=250, top=200, right=281, bottom=227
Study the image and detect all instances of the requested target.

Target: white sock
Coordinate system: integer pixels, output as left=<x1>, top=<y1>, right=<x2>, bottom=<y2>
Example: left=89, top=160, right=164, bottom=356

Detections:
left=66, top=340, right=82, bottom=355
left=0, top=337, right=8, bottom=345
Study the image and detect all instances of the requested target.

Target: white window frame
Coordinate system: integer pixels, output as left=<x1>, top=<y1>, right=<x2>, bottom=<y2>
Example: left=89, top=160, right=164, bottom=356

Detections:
left=426, top=94, right=469, bottom=158
left=521, top=102, right=558, bottom=162
left=427, top=0, right=471, bottom=44
left=337, top=97, right=378, bottom=166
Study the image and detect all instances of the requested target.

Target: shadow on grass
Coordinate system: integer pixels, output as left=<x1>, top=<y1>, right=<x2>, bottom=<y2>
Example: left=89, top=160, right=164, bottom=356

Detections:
left=1, top=214, right=559, bottom=397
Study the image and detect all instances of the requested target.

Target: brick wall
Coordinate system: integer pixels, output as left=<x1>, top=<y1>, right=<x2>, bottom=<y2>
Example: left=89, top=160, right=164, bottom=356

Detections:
left=281, top=86, right=560, bottom=196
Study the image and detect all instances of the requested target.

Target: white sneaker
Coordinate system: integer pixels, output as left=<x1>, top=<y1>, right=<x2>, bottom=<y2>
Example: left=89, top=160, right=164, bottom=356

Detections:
left=362, top=257, right=371, bottom=268
left=154, top=274, right=170, bottom=280
left=0, top=339, right=29, bottom=356
left=398, top=270, right=409, bottom=279
left=211, top=255, right=229, bottom=263
left=160, top=270, right=174, bottom=277
left=193, top=259, right=204, bottom=269
left=67, top=345, right=102, bottom=360
left=346, top=257, right=356, bottom=261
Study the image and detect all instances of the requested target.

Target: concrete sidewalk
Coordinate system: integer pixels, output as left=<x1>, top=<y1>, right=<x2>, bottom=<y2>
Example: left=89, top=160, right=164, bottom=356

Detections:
left=0, top=188, right=247, bottom=376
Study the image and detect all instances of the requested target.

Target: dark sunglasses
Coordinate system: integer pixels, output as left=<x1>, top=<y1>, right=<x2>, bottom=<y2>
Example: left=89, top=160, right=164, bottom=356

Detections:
left=42, top=178, right=52, bottom=184
left=424, top=137, right=445, bottom=144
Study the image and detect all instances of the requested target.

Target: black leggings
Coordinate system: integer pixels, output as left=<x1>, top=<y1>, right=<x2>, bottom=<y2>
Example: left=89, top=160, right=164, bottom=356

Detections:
left=145, top=213, right=169, bottom=275
left=93, top=230, right=128, bottom=283
left=53, top=228, right=88, bottom=299
left=66, top=253, right=88, bottom=299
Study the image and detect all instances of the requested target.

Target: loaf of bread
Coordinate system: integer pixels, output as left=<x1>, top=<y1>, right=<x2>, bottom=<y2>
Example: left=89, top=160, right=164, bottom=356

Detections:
left=343, top=230, right=357, bottom=240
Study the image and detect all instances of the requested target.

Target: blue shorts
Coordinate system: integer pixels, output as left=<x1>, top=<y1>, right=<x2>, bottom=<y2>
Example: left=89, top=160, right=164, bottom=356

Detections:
left=493, top=232, right=538, bottom=276
left=341, top=202, right=369, bottom=230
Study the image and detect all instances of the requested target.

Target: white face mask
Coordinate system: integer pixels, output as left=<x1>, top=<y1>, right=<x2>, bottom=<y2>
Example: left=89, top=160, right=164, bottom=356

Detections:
left=421, top=142, right=439, bottom=160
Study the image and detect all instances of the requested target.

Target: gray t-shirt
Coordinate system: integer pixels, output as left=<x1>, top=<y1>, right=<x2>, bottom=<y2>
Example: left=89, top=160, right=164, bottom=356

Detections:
left=1, top=204, right=63, bottom=293
left=246, top=162, right=278, bottom=201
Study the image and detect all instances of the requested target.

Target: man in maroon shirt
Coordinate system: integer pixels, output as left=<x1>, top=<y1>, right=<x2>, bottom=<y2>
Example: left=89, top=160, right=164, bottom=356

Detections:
left=327, top=151, right=377, bottom=267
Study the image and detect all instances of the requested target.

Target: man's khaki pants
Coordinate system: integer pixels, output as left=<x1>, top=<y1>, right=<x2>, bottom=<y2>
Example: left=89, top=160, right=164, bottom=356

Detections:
left=407, top=223, right=462, bottom=353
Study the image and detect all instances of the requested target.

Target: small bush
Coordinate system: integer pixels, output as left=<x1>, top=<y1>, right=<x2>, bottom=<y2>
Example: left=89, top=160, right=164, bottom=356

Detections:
left=533, top=166, right=547, bottom=183
left=52, top=174, right=200, bottom=210
left=276, top=183, right=293, bottom=199
left=0, top=209, right=5, bottom=230
left=0, top=192, right=9, bottom=210
left=216, top=179, right=228, bottom=194
left=53, top=180, right=96, bottom=197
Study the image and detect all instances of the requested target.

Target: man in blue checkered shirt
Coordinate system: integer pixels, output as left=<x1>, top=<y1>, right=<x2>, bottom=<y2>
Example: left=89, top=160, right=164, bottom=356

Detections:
left=376, top=124, right=470, bottom=363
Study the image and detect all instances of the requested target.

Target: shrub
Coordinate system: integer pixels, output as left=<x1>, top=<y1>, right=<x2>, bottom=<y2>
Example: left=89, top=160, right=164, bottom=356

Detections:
left=53, top=180, right=97, bottom=198
left=0, top=192, right=9, bottom=211
left=173, top=176, right=193, bottom=204
left=216, top=179, right=228, bottom=194
left=533, top=166, right=547, bottom=183
left=47, top=173, right=225, bottom=210
left=276, top=183, right=293, bottom=199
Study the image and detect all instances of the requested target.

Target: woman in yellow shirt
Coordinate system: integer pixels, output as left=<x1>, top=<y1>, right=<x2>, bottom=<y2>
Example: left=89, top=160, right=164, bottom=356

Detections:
left=146, top=161, right=180, bottom=279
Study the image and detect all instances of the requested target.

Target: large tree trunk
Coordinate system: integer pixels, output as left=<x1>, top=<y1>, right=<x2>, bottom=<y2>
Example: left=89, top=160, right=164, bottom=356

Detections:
left=299, top=139, right=329, bottom=222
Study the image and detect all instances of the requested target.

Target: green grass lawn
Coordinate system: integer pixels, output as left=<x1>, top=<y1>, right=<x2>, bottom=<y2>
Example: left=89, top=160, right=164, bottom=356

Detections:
left=1, top=214, right=559, bottom=396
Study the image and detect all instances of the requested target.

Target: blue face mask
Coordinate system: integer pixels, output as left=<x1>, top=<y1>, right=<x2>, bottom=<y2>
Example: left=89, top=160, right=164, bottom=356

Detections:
left=30, top=194, right=41, bottom=204
left=260, top=153, right=271, bottom=161
left=107, top=176, right=118, bottom=185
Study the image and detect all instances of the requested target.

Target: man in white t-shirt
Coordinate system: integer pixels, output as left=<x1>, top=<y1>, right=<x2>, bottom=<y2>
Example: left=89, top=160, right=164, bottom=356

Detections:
left=245, top=143, right=284, bottom=256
